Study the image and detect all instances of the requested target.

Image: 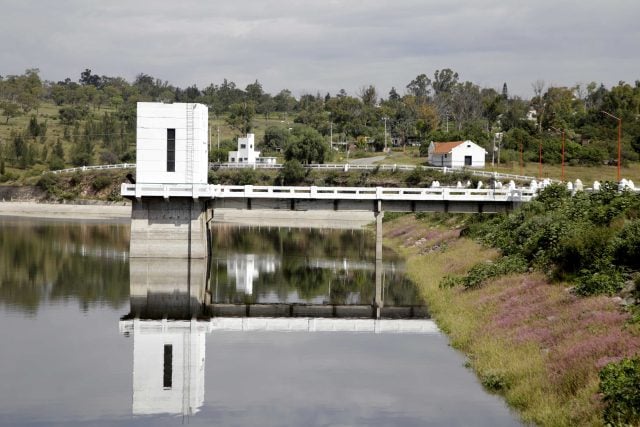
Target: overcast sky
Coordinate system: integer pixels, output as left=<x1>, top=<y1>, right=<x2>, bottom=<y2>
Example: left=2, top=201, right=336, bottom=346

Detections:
left=0, top=0, right=638, bottom=99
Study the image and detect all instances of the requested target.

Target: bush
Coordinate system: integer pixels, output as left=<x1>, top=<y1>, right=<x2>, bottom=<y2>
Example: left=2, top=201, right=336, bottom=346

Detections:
left=236, top=168, right=257, bottom=185
left=614, top=220, right=640, bottom=269
left=278, top=160, right=306, bottom=185
left=91, top=175, right=112, bottom=191
left=36, top=173, right=60, bottom=192
left=574, top=268, right=624, bottom=296
left=599, top=357, right=640, bottom=426
left=405, top=166, right=424, bottom=186
left=462, top=255, right=528, bottom=289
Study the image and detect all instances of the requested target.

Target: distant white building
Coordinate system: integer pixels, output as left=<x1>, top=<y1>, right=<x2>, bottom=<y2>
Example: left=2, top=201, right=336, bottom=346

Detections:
left=427, top=140, right=487, bottom=168
left=136, top=102, right=209, bottom=184
left=228, top=134, right=277, bottom=165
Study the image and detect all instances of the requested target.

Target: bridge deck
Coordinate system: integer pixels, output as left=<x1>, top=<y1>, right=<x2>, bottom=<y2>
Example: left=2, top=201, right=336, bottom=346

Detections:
left=121, top=183, right=536, bottom=203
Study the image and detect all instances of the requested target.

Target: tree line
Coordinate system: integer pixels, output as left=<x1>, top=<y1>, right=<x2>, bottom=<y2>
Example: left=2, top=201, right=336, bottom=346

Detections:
left=0, top=67, right=639, bottom=172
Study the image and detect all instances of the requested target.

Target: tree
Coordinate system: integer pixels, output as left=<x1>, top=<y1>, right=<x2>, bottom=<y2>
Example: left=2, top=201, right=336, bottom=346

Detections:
left=245, top=80, right=264, bottom=104
left=263, top=126, right=291, bottom=152
left=273, top=89, right=297, bottom=114
left=79, top=69, right=102, bottom=87
left=1, top=101, right=20, bottom=124
left=285, top=126, right=328, bottom=164
left=388, top=87, right=400, bottom=101
left=278, top=159, right=306, bottom=184
left=358, top=85, right=378, bottom=107
left=531, top=80, right=546, bottom=132
left=226, top=102, right=255, bottom=134
left=406, top=74, right=431, bottom=103
left=432, top=68, right=459, bottom=95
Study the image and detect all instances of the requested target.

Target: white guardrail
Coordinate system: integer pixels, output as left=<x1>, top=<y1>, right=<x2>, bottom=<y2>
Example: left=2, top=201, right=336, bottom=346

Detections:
left=48, top=162, right=544, bottom=184
left=210, top=162, right=544, bottom=183
left=49, top=163, right=136, bottom=174
left=121, top=183, right=537, bottom=203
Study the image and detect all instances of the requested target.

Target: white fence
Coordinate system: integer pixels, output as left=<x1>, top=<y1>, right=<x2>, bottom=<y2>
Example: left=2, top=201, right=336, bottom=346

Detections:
left=211, top=162, right=544, bottom=183
left=50, top=161, right=549, bottom=184
left=49, top=163, right=136, bottom=174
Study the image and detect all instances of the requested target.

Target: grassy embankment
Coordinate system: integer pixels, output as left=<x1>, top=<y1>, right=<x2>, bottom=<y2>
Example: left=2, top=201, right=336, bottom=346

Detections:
left=383, top=213, right=640, bottom=426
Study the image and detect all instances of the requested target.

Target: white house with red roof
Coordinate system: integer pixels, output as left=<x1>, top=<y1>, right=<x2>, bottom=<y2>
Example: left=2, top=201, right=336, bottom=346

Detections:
left=427, top=140, right=487, bottom=168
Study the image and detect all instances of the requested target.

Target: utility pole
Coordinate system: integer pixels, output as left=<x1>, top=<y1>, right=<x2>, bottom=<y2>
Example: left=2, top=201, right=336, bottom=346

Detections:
left=383, top=117, right=388, bottom=151
left=217, top=127, right=220, bottom=149
left=330, top=121, right=333, bottom=152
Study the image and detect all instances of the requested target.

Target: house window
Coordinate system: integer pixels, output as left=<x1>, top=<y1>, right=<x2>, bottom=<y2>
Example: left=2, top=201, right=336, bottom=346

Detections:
left=240, top=144, right=246, bottom=149
left=163, top=344, right=173, bottom=389
left=444, top=154, right=448, bottom=158
left=465, top=155, right=472, bottom=166
left=166, top=129, right=175, bottom=172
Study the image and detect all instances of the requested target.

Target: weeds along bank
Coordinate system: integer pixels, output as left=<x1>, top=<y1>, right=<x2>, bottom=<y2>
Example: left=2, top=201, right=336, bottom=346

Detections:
left=383, top=188, right=640, bottom=426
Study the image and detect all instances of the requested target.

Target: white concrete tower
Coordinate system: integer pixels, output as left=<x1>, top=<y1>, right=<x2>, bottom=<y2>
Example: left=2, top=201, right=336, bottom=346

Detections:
left=136, top=102, right=208, bottom=184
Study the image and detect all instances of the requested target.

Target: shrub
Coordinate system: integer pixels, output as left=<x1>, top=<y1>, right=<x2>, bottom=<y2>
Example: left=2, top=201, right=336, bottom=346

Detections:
left=462, top=255, right=528, bottom=289
left=405, top=166, right=424, bottom=186
left=91, top=175, right=112, bottom=192
left=439, top=275, right=463, bottom=289
left=36, top=173, right=60, bottom=192
left=278, top=160, right=306, bottom=185
left=599, top=356, right=640, bottom=426
left=574, top=268, right=625, bottom=296
left=236, top=168, right=257, bottom=185
left=480, top=371, right=509, bottom=392
left=614, top=220, right=640, bottom=269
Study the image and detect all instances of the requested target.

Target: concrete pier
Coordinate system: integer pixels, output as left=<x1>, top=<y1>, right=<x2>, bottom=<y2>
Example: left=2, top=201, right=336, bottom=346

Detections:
left=126, top=257, right=207, bottom=319
left=129, top=198, right=209, bottom=258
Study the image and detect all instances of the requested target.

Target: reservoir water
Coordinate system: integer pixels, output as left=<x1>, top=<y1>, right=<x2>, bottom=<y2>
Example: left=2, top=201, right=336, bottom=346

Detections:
left=0, top=217, right=519, bottom=426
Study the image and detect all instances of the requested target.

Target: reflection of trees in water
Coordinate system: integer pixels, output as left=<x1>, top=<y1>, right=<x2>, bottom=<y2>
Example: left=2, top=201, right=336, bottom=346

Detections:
left=0, top=221, right=130, bottom=313
left=211, top=226, right=422, bottom=306
left=212, top=225, right=404, bottom=262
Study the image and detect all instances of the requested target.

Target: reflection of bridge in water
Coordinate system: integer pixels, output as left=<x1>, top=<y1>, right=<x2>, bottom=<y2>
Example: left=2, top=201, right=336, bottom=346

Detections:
left=120, top=256, right=436, bottom=417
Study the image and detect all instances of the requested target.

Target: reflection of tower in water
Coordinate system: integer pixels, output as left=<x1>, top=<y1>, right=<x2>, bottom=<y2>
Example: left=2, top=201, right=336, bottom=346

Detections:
left=120, top=257, right=208, bottom=417
left=121, top=319, right=209, bottom=416
left=225, top=253, right=279, bottom=295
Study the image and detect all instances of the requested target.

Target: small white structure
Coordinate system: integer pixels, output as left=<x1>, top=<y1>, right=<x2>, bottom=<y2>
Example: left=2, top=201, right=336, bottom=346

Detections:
left=427, top=140, right=487, bottom=168
left=136, top=102, right=208, bottom=184
left=228, top=133, right=277, bottom=165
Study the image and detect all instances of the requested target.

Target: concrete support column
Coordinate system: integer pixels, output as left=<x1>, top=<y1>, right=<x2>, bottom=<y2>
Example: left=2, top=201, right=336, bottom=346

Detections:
left=130, top=198, right=208, bottom=258
left=374, top=200, right=384, bottom=319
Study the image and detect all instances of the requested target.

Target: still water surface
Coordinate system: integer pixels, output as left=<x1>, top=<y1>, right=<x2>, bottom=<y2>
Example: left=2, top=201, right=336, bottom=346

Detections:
left=0, top=218, right=519, bottom=426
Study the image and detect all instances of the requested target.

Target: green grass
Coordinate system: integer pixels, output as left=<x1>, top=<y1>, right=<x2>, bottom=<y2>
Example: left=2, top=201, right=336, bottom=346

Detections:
left=383, top=214, right=639, bottom=426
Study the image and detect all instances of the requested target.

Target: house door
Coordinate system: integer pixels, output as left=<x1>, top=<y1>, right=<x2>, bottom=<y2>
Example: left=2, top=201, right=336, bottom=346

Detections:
left=464, top=155, right=472, bottom=166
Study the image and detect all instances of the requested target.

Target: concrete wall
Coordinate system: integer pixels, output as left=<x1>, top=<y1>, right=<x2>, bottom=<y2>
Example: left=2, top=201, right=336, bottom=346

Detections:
left=136, top=102, right=208, bottom=184
left=130, top=198, right=209, bottom=258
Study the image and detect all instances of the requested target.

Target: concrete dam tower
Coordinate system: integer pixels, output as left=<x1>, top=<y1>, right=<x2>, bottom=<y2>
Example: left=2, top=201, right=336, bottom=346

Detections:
left=128, top=102, right=210, bottom=258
